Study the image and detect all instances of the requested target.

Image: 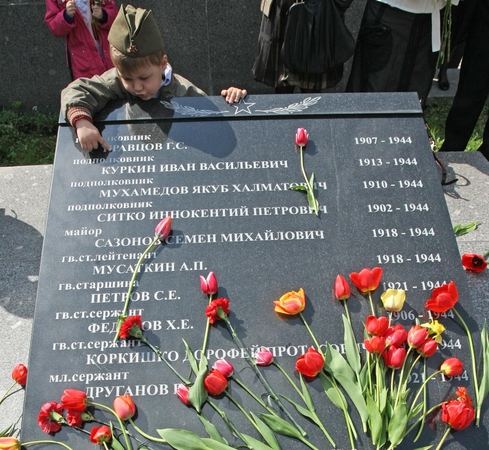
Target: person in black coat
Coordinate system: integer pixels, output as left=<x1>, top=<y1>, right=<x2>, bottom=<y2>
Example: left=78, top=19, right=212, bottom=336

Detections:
left=440, top=0, right=489, bottom=160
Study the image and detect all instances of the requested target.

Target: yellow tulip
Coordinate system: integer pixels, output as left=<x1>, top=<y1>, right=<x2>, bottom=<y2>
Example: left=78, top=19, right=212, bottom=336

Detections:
left=274, top=288, right=306, bottom=315
left=380, top=289, right=406, bottom=312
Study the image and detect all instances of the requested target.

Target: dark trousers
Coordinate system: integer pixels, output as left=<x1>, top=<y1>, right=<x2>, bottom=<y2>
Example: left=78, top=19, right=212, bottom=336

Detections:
left=441, top=0, right=489, bottom=159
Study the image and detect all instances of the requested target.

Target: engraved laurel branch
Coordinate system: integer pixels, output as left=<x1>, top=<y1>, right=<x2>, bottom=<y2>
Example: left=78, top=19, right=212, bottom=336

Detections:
left=254, top=96, right=322, bottom=114
left=160, top=100, right=227, bottom=117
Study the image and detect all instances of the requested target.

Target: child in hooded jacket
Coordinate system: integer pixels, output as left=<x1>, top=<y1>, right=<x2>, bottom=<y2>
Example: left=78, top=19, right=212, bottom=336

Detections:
left=45, top=0, right=117, bottom=80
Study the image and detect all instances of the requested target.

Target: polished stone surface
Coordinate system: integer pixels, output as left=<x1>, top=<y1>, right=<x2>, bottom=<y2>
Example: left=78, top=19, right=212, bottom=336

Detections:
left=4, top=94, right=488, bottom=449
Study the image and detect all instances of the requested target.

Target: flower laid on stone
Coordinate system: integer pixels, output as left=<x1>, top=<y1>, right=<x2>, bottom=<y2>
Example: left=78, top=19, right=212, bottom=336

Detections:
left=114, top=218, right=172, bottom=342
left=273, top=288, right=306, bottom=315
left=461, top=252, right=488, bottom=272
left=289, top=127, right=319, bottom=216
left=11, top=364, right=27, bottom=387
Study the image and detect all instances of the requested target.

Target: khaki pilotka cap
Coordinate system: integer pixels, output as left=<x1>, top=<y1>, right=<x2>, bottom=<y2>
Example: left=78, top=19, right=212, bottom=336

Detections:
left=108, top=5, right=165, bottom=57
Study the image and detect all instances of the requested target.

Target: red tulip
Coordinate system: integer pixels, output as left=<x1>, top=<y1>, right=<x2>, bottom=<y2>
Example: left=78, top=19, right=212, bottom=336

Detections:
left=383, top=346, right=406, bottom=369
left=0, top=437, right=21, bottom=450
left=441, top=398, right=475, bottom=430
left=113, top=394, right=136, bottom=420
left=407, top=324, right=429, bottom=349
left=461, top=253, right=487, bottom=272
left=416, top=338, right=438, bottom=358
left=200, top=272, right=218, bottom=295
left=365, top=315, right=389, bottom=336
left=176, top=384, right=190, bottom=405
left=11, top=364, right=27, bottom=387
left=205, top=298, right=230, bottom=324
left=204, top=369, right=228, bottom=395
left=213, top=359, right=234, bottom=378
left=37, top=401, right=64, bottom=434
left=60, top=388, right=87, bottom=413
left=385, top=324, right=408, bottom=348
left=349, top=267, right=383, bottom=294
left=155, top=216, right=172, bottom=241
left=120, top=315, right=143, bottom=339
left=334, top=275, right=351, bottom=300
left=364, top=336, right=386, bottom=354
left=295, top=347, right=324, bottom=377
left=89, top=425, right=112, bottom=444
left=440, top=358, right=464, bottom=377
left=425, top=281, right=458, bottom=313
left=295, top=127, right=309, bottom=147
left=255, top=347, right=274, bottom=366
left=273, top=288, right=306, bottom=315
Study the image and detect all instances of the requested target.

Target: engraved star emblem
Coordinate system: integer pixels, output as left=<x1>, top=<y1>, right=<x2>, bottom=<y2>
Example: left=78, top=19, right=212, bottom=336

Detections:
left=233, top=100, right=256, bottom=115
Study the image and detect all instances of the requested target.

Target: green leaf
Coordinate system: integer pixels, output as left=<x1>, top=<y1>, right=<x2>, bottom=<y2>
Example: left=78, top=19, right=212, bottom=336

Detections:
left=413, top=446, right=433, bottom=450
left=250, top=412, right=282, bottom=450
left=299, top=373, right=316, bottom=412
left=453, top=221, right=479, bottom=236
left=183, top=338, right=199, bottom=376
left=280, top=394, right=317, bottom=423
left=157, top=428, right=210, bottom=450
left=109, top=434, right=126, bottom=450
left=407, top=402, right=424, bottom=421
left=478, top=321, right=489, bottom=409
left=201, top=438, right=238, bottom=450
left=324, top=343, right=369, bottom=425
left=387, top=401, right=408, bottom=447
left=366, top=393, right=385, bottom=446
left=318, top=371, right=345, bottom=409
left=198, top=415, right=227, bottom=444
left=289, top=185, right=308, bottom=192
left=342, top=314, right=361, bottom=374
left=0, top=424, right=14, bottom=437
left=241, top=433, right=278, bottom=450
left=189, top=355, right=208, bottom=413
left=259, top=413, right=304, bottom=440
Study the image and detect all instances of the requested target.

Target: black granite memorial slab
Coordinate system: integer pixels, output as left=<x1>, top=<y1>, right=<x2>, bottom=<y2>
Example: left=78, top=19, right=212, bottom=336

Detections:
left=22, top=93, right=486, bottom=449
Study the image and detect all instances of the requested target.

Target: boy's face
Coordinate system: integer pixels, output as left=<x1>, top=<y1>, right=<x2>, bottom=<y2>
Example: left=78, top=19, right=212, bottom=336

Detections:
left=118, top=55, right=168, bottom=101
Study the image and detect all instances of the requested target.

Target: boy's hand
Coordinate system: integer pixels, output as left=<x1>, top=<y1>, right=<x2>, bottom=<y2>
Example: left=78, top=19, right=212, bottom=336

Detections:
left=66, top=1, right=77, bottom=18
left=221, top=87, right=247, bottom=104
left=75, top=120, right=112, bottom=152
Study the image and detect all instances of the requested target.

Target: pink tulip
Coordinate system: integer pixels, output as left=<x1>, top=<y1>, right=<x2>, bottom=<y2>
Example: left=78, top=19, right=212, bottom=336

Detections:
left=155, top=216, right=172, bottom=241
left=200, top=272, right=218, bottom=295
left=295, top=128, right=309, bottom=147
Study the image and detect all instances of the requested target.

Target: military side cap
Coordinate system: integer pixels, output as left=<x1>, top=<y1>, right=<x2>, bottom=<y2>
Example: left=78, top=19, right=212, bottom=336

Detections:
left=108, top=5, right=165, bottom=57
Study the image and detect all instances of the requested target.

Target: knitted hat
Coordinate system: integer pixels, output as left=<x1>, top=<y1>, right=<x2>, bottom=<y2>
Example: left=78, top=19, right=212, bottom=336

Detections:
left=108, top=5, right=165, bottom=57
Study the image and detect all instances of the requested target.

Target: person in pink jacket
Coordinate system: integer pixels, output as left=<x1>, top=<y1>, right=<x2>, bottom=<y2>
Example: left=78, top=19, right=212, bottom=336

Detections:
left=45, top=0, right=117, bottom=80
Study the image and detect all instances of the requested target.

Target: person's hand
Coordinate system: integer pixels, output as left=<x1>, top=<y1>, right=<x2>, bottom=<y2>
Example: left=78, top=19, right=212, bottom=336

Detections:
left=65, top=1, right=77, bottom=18
left=75, top=120, right=111, bottom=151
left=92, top=5, right=103, bottom=19
left=221, top=87, right=247, bottom=104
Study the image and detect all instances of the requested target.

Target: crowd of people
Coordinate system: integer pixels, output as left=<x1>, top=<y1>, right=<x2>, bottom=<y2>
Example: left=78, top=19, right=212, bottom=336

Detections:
left=45, top=0, right=488, bottom=160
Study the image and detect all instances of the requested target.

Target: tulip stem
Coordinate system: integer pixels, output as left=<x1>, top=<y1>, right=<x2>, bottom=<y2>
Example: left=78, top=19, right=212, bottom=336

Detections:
left=90, top=401, right=133, bottom=450
left=343, top=301, right=351, bottom=324
left=368, top=292, right=376, bottom=317
left=434, top=426, right=452, bottom=450
left=298, top=145, right=319, bottom=216
left=414, top=359, right=429, bottom=441
left=272, top=362, right=337, bottom=447
left=231, top=375, right=275, bottom=415
left=453, top=307, right=480, bottom=424
left=114, top=235, right=160, bottom=342
left=22, top=441, right=74, bottom=450
left=221, top=314, right=307, bottom=436
left=128, top=418, right=167, bottom=443
left=200, top=294, right=213, bottom=365
left=299, top=312, right=322, bottom=355
left=140, top=336, right=190, bottom=385
left=224, top=391, right=262, bottom=435
left=0, top=380, right=17, bottom=405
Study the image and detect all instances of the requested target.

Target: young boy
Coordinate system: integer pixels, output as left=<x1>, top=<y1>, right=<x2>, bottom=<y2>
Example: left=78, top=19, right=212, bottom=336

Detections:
left=61, top=4, right=247, bottom=151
